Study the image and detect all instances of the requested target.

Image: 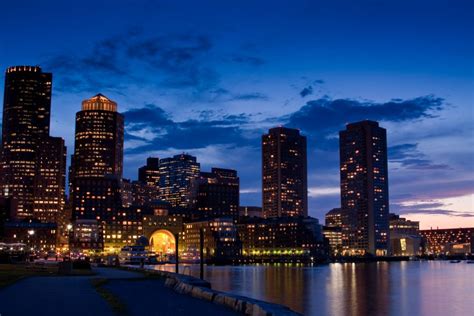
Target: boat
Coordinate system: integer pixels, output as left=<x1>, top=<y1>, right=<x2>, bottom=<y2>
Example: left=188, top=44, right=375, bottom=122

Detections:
left=466, top=260, right=474, bottom=264
left=449, top=260, right=461, bottom=263
left=118, top=245, right=149, bottom=265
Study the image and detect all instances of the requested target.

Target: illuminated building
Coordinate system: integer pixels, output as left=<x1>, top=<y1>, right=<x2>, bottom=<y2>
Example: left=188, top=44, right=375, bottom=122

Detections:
left=69, top=219, right=103, bottom=252
left=121, top=179, right=160, bottom=208
left=189, top=168, right=239, bottom=218
left=323, top=226, right=342, bottom=256
left=184, top=217, right=240, bottom=263
left=143, top=213, right=184, bottom=260
left=33, top=136, right=66, bottom=223
left=325, top=208, right=343, bottom=227
left=138, top=157, right=160, bottom=186
left=262, top=127, right=307, bottom=218
left=239, top=206, right=263, bottom=218
left=389, top=214, right=419, bottom=236
left=103, top=207, right=144, bottom=253
left=339, top=120, right=390, bottom=256
left=70, top=94, right=124, bottom=224
left=419, top=227, right=473, bottom=255
left=237, top=216, right=326, bottom=262
left=158, top=154, right=200, bottom=208
left=389, top=214, right=421, bottom=256
left=3, top=221, right=58, bottom=253
left=1, top=66, right=66, bottom=222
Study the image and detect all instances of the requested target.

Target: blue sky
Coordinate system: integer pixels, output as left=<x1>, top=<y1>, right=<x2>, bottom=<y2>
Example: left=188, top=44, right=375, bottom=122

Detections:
left=1, top=0, right=473, bottom=228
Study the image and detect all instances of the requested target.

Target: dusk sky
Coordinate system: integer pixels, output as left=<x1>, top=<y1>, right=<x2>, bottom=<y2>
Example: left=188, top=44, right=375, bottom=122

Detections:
left=1, top=0, right=473, bottom=229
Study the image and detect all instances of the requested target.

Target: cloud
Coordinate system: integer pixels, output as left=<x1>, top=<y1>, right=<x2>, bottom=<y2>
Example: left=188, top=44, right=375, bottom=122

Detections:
left=45, top=31, right=218, bottom=93
left=308, top=186, right=340, bottom=197
left=300, top=86, right=313, bottom=97
left=394, top=199, right=474, bottom=218
left=230, top=93, right=269, bottom=101
left=286, top=95, right=445, bottom=150
left=122, top=104, right=258, bottom=153
left=389, top=143, right=450, bottom=170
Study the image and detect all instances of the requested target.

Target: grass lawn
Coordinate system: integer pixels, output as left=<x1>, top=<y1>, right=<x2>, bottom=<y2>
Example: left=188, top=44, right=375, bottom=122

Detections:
left=0, top=263, right=94, bottom=288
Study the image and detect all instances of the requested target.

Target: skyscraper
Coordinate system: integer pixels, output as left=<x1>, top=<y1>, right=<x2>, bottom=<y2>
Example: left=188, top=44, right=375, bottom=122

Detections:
left=1, top=66, right=66, bottom=221
left=190, top=168, right=240, bottom=218
left=33, top=136, right=67, bottom=223
left=262, top=127, right=308, bottom=218
left=138, top=157, right=160, bottom=186
left=70, top=94, right=124, bottom=222
left=339, top=120, right=389, bottom=256
left=158, top=154, right=200, bottom=208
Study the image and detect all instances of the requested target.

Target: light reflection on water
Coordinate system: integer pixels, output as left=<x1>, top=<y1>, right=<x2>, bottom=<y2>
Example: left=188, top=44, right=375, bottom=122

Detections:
left=149, top=261, right=474, bottom=315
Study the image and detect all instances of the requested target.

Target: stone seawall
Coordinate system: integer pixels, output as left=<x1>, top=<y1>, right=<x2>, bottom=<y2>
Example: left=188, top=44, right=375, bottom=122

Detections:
left=123, top=266, right=301, bottom=316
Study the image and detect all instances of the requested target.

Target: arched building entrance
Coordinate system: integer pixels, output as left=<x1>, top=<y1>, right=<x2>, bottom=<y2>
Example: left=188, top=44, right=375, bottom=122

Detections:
left=149, top=229, right=176, bottom=258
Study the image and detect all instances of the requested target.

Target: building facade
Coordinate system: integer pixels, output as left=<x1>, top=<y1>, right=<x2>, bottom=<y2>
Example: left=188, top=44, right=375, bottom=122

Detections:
left=419, top=228, right=473, bottom=255
left=138, top=157, right=160, bottom=186
left=70, top=94, right=124, bottom=224
left=183, top=217, right=240, bottom=263
left=237, top=216, right=325, bottom=262
left=1, top=66, right=66, bottom=222
left=190, top=168, right=239, bottom=218
left=339, top=120, right=390, bottom=256
left=158, top=154, right=200, bottom=208
left=262, top=127, right=307, bottom=218
left=33, top=136, right=66, bottom=223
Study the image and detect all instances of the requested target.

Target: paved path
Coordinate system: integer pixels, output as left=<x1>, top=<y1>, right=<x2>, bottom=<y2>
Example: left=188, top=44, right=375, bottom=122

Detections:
left=0, top=273, right=114, bottom=316
left=0, top=267, right=239, bottom=316
left=103, top=278, right=239, bottom=316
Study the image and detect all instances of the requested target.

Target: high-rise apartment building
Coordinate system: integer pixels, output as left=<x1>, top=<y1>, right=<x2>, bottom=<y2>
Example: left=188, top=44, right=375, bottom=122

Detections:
left=190, top=168, right=239, bottom=218
left=158, top=154, right=200, bottom=208
left=70, top=94, right=124, bottom=222
left=138, top=157, right=160, bottom=186
left=339, top=120, right=389, bottom=256
left=0, top=66, right=66, bottom=221
left=262, top=127, right=307, bottom=218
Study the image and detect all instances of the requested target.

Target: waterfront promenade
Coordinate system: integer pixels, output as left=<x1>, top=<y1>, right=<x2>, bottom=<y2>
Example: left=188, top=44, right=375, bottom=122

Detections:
left=0, top=267, right=239, bottom=316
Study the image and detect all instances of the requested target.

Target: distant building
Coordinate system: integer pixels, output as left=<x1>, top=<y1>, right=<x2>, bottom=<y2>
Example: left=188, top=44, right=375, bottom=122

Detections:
left=3, top=221, right=58, bottom=253
left=69, top=219, right=103, bottom=252
left=323, top=226, right=342, bottom=256
left=323, top=208, right=344, bottom=256
left=121, top=179, right=160, bottom=208
left=184, top=217, right=240, bottom=263
left=419, top=228, right=473, bottom=255
left=239, top=206, right=262, bottom=218
left=158, top=154, right=200, bottom=208
left=103, top=207, right=145, bottom=253
left=70, top=94, right=124, bottom=226
left=389, top=214, right=419, bottom=236
left=237, top=216, right=326, bottom=262
left=325, top=208, right=343, bottom=227
left=33, top=136, right=66, bottom=223
left=138, top=157, right=160, bottom=186
left=190, top=168, right=239, bottom=218
left=339, top=120, right=390, bottom=256
left=0, top=66, right=66, bottom=222
left=389, top=214, right=421, bottom=256
left=262, top=127, right=307, bottom=218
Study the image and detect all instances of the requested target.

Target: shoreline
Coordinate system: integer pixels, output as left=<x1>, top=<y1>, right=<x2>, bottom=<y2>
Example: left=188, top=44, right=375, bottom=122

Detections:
left=121, top=265, right=302, bottom=316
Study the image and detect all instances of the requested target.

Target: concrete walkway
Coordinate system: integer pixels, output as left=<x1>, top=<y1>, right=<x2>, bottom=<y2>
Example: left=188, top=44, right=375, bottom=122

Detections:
left=0, top=272, right=114, bottom=316
left=0, top=267, right=239, bottom=316
left=103, top=277, right=239, bottom=316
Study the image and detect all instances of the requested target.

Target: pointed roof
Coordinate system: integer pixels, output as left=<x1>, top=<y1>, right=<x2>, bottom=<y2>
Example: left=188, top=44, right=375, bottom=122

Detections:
left=81, top=93, right=117, bottom=112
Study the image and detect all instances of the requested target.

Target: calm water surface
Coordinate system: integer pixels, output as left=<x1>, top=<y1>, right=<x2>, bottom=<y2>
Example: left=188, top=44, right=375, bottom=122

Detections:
left=150, top=261, right=474, bottom=315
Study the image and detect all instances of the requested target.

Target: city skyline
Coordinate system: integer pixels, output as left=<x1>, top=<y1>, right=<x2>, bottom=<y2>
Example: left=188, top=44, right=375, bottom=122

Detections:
left=0, top=0, right=473, bottom=229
